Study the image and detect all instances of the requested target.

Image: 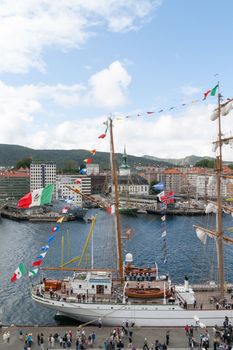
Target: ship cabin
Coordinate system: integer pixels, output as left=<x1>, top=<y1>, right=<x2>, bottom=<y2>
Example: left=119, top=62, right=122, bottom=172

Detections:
left=70, top=271, right=112, bottom=297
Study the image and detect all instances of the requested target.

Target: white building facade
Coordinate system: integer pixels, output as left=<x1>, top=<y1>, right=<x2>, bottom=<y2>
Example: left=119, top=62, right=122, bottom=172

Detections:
left=30, top=162, right=57, bottom=192
left=56, top=174, right=91, bottom=206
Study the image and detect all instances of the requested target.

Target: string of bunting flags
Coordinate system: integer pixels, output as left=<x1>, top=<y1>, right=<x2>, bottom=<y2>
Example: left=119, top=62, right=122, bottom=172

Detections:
left=110, top=83, right=223, bottom=121
left=79, top=83, right=224, bottom=171
left=10, top=215, right=65, bottom=282
left=153, top=181, right=174, bottom=264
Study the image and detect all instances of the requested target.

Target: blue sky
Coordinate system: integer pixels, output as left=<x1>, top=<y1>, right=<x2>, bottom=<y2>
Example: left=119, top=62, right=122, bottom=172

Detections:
left=0, top=0, right=232, bottom=160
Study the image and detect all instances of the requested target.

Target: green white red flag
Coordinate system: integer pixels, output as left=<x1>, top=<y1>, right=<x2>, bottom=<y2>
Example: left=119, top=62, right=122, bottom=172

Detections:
left=18, top=184, right=54, bottom=208
left=203, top=84, right=219, bottom=100
left=11, top=262, right=27, bottom=282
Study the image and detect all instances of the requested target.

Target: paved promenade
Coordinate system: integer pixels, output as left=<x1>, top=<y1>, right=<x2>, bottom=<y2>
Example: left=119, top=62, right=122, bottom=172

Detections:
left=0, top=324, right=215, bottom=349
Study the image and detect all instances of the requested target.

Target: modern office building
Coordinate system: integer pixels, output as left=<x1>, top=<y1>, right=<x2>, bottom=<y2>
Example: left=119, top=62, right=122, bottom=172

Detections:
left=0, top=168, right=30, bottom=201
left=30, top=161, right=57, bottom=191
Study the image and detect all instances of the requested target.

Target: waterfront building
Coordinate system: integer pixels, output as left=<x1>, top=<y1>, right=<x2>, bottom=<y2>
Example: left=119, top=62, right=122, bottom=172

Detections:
left=0, top=168, right=30, bottom=201
left=118, top=175, right=149, bottom=196
left=30, top=161, right=57, bottom=192
left=158, top=168, right=182, bottom=194
left=118, top=147, right=149, bottom=195
left=86, top=163, right=100, bottom=175
left=91, top=174, right=111, bottom=194
left=56, top=174, right=91, bottom=206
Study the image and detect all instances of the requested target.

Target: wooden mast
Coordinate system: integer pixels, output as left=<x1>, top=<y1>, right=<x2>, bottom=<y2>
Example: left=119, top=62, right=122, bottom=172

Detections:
left=215, top=83, right=224, bottom=298
left=109, top=117, right=124, bottom=282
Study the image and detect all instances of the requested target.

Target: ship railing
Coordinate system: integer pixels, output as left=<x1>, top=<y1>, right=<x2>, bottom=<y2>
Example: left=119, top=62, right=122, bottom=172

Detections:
left=32, top=288, right=119, bottom=305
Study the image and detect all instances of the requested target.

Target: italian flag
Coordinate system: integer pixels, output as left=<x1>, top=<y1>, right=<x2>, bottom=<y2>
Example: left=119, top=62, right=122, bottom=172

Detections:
left=11, top=263, right=27, bottom=282
left=18, top=184, right=54, bottom=208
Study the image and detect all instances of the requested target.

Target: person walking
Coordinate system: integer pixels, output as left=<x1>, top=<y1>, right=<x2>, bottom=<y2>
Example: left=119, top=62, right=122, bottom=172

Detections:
left=37, top=333, right=41, bottom=345
left=6, top=330, right=10, bottom=343
left=143, top=338, right=149, bottom=350
left=166, top=330, right=170, bottom=345
left=40, top=335, right=44, bottom=350
left=91, top=331, right=96, bottom=344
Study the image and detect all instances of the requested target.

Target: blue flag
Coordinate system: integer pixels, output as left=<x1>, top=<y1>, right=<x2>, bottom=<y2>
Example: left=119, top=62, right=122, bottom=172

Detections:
left=47, top=235, right=55, bottom=243
left=152, top=182, right=164, bottom=191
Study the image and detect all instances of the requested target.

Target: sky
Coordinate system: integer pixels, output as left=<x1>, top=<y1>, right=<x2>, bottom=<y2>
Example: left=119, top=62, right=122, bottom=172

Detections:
left=0, top=0, right=233, bottom=161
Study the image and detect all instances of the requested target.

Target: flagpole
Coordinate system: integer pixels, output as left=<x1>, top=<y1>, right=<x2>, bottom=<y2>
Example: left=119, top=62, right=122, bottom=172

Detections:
left=215, top=81, right=225, bottom=298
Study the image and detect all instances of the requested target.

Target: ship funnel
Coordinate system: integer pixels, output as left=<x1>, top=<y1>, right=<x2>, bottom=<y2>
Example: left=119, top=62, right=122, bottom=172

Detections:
left=184, top=275, right=189, bottom=292
left=125, top=253, right=133, bottom=263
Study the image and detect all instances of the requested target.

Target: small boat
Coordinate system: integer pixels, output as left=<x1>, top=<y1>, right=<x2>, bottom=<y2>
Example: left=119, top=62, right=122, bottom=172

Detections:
left=125, top=287, right=171, bottom=299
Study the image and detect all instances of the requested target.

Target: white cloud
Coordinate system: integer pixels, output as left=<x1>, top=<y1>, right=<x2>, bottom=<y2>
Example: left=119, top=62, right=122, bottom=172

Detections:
left=0, top=0, right=161, bottom=73
left=89, top=61, right=131, bottom=108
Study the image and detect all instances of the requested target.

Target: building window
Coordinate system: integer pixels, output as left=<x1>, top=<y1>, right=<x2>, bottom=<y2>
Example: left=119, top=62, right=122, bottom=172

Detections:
left=79, top=285, right=82, bottom=288
left=92, top=285, right=95, bottom=289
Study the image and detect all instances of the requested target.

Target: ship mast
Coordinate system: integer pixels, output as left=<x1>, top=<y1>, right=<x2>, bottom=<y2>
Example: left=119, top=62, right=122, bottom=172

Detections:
left=215, top=84, right=224, bottom=298
left=109, top=117, right=124, bottom=282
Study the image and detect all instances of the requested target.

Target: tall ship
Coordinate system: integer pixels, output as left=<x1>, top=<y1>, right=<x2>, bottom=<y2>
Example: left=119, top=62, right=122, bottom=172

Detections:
left=32, top=97, right=233, bottom=326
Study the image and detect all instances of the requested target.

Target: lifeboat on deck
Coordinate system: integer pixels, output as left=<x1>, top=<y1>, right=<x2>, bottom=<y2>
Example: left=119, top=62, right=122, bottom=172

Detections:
left=125, top=287, right=171, bottom=299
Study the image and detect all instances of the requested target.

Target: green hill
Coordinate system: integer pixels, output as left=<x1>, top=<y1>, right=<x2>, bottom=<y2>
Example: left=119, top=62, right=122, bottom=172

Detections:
left=0, top=144, right=172, bottom=170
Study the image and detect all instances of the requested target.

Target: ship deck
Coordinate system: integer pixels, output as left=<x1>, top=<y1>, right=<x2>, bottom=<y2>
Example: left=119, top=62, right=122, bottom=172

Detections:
left=32, top=280, right=233, bottom=310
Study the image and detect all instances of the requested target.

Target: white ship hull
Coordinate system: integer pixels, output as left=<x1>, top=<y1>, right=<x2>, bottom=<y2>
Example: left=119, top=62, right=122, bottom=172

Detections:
left=32, top=294, right=233, bottom=327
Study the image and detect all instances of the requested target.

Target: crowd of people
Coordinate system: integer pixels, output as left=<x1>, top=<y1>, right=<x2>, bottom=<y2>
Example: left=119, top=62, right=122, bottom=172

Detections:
left=2, top=316, right=233, bottom=349
left=184, top=316, right=233, bottom=349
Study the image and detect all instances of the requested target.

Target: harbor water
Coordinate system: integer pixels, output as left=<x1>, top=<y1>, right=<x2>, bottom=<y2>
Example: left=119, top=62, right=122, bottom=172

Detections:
left=1, top=209, right=233, bottom=325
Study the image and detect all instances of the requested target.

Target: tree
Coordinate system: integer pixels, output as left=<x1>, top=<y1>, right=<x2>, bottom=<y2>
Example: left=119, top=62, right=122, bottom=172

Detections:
left=62, top=160, right=78, bottom=173
left=16, top=157, right=32, bottom=169
left=195, top=159, right=215, bottom=168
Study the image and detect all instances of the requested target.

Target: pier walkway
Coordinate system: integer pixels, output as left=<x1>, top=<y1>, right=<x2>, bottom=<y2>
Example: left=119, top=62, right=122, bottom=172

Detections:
left=0, top=324, right=216, bottom=349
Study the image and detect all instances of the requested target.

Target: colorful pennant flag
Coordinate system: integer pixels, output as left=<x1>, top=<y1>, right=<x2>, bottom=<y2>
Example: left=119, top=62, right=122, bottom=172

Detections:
left=52, top=226, right=59, bottom=233
left=48, top=235, right=55, bottom=243
left=41, top=245, right=49, bottom=251
left=28, top=268, right=39, bottom=277
left=32, top=260, right=43, bottom=267
left=57, top=216, right=65, bottom=223
left=107, top=204, right=115, bottom=215
left=98, top=133, right=106, bottom=139
left=84, top=158, right=92, bottom=164
left=10, top=262, right=27, bottom=282
left=62, top=207, right=69, bottom=214
left=37, top=252, right=47, bottom=259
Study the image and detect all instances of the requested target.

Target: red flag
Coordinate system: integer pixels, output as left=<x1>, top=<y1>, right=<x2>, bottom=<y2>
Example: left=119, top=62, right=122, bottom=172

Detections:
left=98, top=133, right=106, bottom=139
left=75, top=178, right=82, bottom=184
left=203, top=90, right=211, bottom=100
left=32, top=260, right=43, bottom=267
left=167, top=191, right=174, bottom=204
left=147, top=111, right=154, bottom=115
left=90, top=149, right=96, bottom=155
left=84, top=158, right=92, bottom=164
